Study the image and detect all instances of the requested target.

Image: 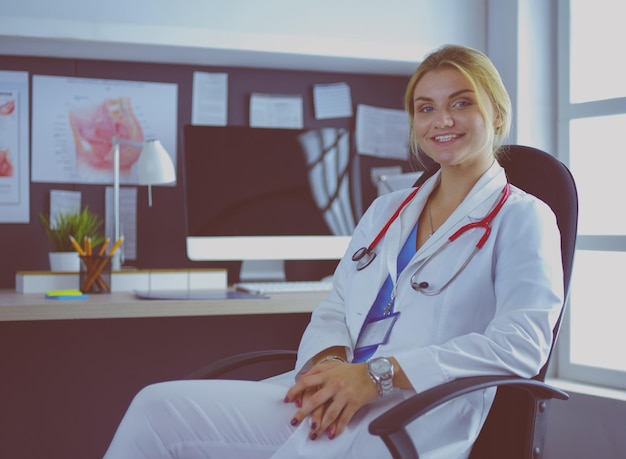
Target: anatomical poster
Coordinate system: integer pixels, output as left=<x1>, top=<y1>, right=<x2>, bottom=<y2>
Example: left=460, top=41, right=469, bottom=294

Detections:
left=0, top=90, right=19, bottom=199
left=0, top=70, right=29, bottom=223
left=31, top=75, right=178, bottom=185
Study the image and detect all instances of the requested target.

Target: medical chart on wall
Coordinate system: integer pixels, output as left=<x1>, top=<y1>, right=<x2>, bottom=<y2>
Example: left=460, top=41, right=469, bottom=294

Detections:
left=31, top=75, right=178, bottom=185
left=249, top=93, right=304, bottom=129
left=105, top=186, right=138, bottom=261
left=313, top=82, right=353, bottom=120
left=49, top=190, right=81, bottom=229
left=192, top=71, right=228, bottom=126
left=355, top=104, right=409, bottom=160
left=0, top=70, right=29, bottom=223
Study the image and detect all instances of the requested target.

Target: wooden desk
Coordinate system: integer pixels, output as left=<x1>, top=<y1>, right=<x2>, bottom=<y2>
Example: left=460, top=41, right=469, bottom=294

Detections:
left=0, top=289, right=322, bottom=459
left=0, top=289, right=324, bottom=322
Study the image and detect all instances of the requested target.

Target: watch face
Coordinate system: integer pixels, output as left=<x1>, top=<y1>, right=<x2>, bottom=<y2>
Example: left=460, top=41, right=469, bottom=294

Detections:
left=370, top=358, right=392, bottom=375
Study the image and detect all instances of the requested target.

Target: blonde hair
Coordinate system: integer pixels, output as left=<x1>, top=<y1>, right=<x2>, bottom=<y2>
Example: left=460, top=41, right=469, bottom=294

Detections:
left=405, top=44, right=511, bottom=161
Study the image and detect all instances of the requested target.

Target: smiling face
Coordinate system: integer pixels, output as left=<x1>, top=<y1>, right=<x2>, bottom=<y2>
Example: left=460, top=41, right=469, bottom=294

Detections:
left=411, top=67, right=501, bottom=174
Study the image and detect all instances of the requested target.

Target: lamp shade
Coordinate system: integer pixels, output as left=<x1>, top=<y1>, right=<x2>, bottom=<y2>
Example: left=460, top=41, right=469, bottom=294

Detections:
left=136, top=139, right=176, bottom=185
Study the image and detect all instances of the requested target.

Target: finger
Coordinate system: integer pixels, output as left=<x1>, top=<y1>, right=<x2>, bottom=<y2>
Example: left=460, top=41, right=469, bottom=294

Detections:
left=308, top=404, right=327, bottom=441
left=316, top=396, right=344, bottom=434
left=284, top=372, right=324, bottom=403
left=298, top=386, right=317, bottom=408
left=327, top=400, right=361, bottom=438
left=325, top=419, right=339, bottom=440
left=291, top=384, right=334, bottom=428
left=287, top=386, right=317, bottom=427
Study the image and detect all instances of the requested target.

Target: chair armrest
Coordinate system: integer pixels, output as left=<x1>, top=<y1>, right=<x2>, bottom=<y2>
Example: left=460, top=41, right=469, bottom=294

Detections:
left=184, top=349, right=298, bottom=380
left=368, top=375, right=569, bottom=459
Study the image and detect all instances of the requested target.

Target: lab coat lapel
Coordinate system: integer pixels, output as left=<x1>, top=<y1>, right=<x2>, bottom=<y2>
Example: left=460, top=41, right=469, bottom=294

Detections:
left=349, top=186, right=427, bottom=336
left=379, top=183, right=430, bottom=283
left=412, top=162, right=507, bottom=261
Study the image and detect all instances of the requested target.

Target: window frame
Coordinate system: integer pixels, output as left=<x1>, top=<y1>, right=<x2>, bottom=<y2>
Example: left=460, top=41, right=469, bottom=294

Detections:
left=555, top=0, right=626, bottom=390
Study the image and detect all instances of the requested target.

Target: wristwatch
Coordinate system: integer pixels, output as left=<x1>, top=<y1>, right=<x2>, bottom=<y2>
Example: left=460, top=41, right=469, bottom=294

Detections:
left=367, top=357, right=394, bottom=398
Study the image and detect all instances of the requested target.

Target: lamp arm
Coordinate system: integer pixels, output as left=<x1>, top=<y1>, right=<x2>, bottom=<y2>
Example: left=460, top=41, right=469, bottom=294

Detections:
left=112, top=141, right=122, bottom=270
left=110, top=136, right=142, bottom=270
left=110, top=136, right=174, bottom=268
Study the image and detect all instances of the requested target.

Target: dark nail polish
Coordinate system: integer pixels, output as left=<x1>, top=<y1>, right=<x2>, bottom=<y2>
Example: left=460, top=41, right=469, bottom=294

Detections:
left=295, top=399, right=302, bottom=408
left=326, top=428, right=335, bottom=439
left=290, top=418, right=298, bottom=426
left=284, top=396, right=290, bottom=403
left=311, top=422, right=318, bottom=430
left=310, top=433, right=318, bottom=441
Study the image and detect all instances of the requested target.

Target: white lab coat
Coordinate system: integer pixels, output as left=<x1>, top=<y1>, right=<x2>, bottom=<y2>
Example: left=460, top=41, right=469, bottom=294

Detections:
left=280, top=162, right=564, bottom=459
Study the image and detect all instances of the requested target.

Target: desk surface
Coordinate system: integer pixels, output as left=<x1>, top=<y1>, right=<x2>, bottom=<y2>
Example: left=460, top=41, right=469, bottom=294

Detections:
left=0, top=289, right=324, bottom=322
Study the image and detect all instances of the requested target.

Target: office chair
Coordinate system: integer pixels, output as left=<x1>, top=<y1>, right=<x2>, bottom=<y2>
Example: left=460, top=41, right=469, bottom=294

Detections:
left=186, top=145, right=579, bottom=459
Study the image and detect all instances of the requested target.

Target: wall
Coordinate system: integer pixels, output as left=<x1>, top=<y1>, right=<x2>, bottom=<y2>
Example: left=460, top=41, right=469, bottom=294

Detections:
left=544, top=388, right=626, bottom=459
left=0, top=55, right=411, bottom=288
left=0, top=0, right=487, bottom=74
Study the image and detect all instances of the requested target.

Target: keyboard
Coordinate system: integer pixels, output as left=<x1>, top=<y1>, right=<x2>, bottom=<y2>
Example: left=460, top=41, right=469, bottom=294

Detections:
left=234, top=280, right=333, bottom=295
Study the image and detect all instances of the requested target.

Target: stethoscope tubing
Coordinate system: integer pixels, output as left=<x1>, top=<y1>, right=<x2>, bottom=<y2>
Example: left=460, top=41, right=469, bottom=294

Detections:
left=410, top=183, right=511, bottom=294
left=353, top=182, right=511, bottom=294
left=352, top=186, right=420, bottom=271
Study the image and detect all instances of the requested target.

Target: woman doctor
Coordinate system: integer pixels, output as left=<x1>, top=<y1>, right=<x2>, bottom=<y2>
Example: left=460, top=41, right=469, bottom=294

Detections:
left=103, top=44, right=564, bottom=459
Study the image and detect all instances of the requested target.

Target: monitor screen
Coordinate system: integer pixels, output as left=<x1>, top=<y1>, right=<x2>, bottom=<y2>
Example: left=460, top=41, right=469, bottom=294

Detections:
left=183, top=125, right=360, bottom=281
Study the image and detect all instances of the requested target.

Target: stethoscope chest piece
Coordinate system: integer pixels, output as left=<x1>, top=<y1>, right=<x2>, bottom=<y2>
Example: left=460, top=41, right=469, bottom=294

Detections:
left=412, top=280, right=430, bottom=290
left=352, top=247, right=377, bottom=271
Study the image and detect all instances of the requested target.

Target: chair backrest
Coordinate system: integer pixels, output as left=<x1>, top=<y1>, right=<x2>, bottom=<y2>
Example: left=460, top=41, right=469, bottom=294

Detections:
left=498, top=146, right=578, bottom=380
left=414, top=146, right=578, bottom=371
left=414, top=145, right=578, bottom=459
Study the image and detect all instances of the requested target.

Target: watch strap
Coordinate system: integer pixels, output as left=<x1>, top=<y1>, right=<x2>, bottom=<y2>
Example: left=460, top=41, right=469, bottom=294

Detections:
left=367, top=357, right=394, bottom=398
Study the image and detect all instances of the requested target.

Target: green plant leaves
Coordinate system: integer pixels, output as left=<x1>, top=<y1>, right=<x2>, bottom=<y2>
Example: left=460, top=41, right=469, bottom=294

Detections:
left=40, top=207, right=105, bottom=252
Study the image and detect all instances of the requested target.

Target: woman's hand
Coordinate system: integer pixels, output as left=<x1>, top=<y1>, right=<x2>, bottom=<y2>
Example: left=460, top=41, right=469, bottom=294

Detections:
left=284, top=360, right=379, bottom=440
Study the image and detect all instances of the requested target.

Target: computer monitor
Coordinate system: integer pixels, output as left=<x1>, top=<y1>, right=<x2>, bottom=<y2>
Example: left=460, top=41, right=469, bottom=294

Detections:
left=183, top=125, right=360, bottom=282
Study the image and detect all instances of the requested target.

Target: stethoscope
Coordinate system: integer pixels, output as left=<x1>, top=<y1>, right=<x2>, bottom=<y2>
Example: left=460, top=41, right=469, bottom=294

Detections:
left=352, top=182, right=511, bottom=295
left=352, top=187, right=420, bottom=270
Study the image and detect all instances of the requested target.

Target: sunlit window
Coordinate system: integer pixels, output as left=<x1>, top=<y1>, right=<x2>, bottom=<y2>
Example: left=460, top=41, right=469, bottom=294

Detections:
left=558, top=0, right=626, bottom=390
left=570, top=0, right=626, bottom=103
left=569, top=114, right=626, bottom=235
left=569, top=251, right=626, bottom=372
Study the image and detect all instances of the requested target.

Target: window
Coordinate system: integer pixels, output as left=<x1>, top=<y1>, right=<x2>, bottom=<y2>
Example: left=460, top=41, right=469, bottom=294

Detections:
left=557, top=0, right=626, bottom=389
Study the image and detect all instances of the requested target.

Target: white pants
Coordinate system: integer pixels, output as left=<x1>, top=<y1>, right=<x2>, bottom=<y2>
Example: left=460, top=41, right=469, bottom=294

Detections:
left=103, top=377, right=479, bottom=459
left=104, top=379, right=295, bottom=458
left=102, top=378, right=394, bottom=459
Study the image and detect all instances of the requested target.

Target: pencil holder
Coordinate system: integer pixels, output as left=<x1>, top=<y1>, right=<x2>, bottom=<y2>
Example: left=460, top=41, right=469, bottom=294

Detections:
left=79, top=255, right=112, bottom=294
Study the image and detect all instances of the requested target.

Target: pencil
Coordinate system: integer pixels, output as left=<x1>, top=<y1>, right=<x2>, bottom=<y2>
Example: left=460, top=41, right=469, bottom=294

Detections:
left=69, top=235, right=86, bottom=256
left=107, top=236, right=124, bottom=257
left=98, top=237, right=110, bottom=256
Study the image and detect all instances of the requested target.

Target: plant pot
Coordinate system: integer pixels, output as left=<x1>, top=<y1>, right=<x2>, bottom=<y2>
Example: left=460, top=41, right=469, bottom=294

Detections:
left=49, top=252, right=80, bottom=272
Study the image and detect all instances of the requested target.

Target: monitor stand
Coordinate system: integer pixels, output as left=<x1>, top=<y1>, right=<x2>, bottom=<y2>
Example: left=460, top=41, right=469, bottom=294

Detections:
left=239, top=260, right=286, bottom=282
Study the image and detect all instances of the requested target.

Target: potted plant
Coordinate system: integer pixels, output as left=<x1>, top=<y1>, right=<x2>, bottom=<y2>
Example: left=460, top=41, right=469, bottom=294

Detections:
left=40, top=207, right=106, bottom=272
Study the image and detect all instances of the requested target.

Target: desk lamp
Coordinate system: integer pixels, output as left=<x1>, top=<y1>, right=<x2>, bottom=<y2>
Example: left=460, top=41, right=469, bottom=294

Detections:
left=111, top=137, right=176, bottom=270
